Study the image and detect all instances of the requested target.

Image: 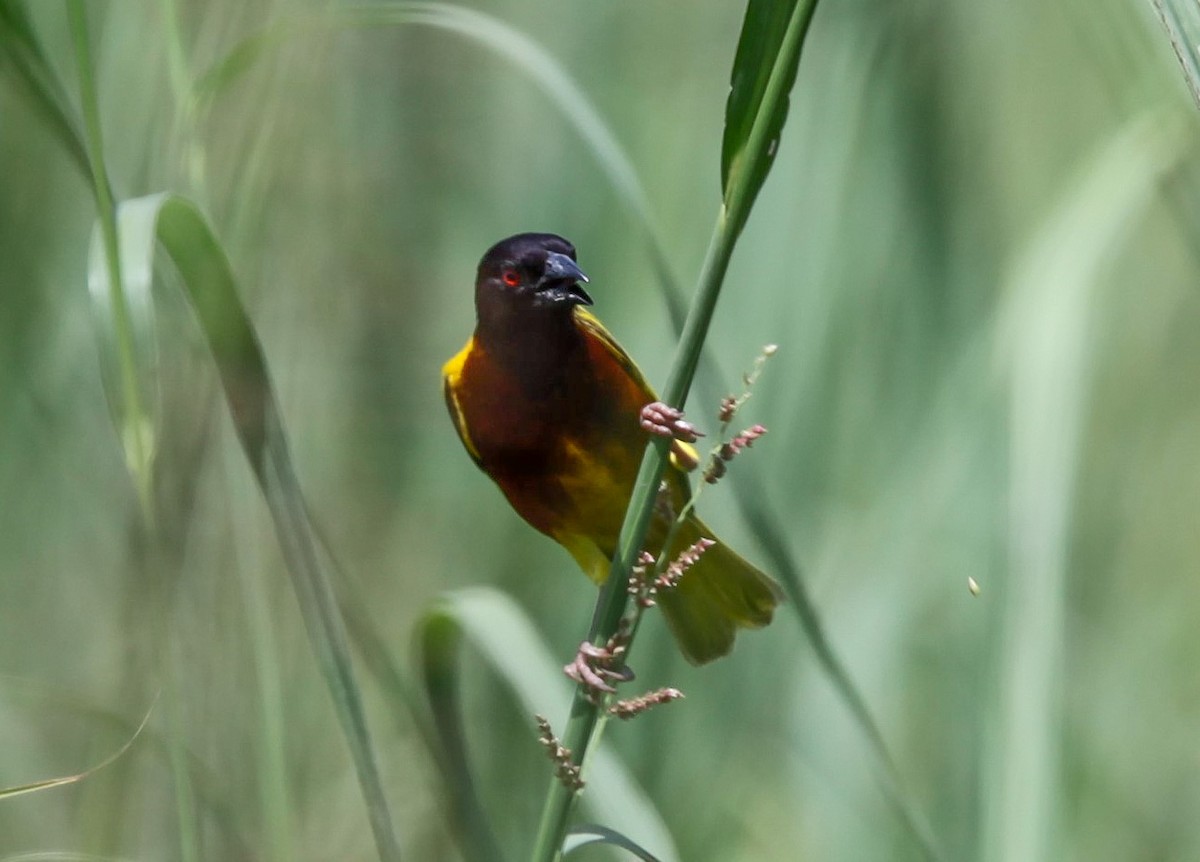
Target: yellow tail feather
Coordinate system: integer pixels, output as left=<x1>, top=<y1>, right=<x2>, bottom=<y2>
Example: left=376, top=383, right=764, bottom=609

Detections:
left=655, top=515, right=782, bottom=665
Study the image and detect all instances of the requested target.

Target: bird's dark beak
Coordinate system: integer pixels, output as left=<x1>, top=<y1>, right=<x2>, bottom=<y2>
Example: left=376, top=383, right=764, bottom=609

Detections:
left=538, top=252, right=593, bottom=306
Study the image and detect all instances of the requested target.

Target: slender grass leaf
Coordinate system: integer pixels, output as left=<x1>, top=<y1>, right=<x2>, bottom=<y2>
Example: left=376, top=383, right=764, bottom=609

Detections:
left=563, top=825, right=662, bottom=861
left=416, top=604, right=505, bottom=862
left=191, top=3, right=682, bottom=298
left=1, top=675, right=255, bottom=854
left=191, top=29, right=276, bottom=106
left=417, top=587, right=680, bottom=862
left=93, top=192, right=402, bottom=862
left=0, top=696, right=155, bottom=802
left=86, top=198, right=162, bottom=487
left=722, top=1, right=799, bottom=189
left=233, top=515, right=296, bottom=862
left=720, top=0, right=817, bottom=238
left=1150, top=0, right=1200, bottom=111
left=345, top=2, right=655, bottom=230
left=0, top=0, right=89, bottom=177
left=983, top=113, right=1184, bottom=862
left=67, top=1, right=160, bottom=523
left=331, top=558, right=491, bottom=861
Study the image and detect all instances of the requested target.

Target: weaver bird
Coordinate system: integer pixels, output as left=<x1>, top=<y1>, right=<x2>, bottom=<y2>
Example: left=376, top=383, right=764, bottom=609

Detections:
left=443, top=233, right=781, bottom=664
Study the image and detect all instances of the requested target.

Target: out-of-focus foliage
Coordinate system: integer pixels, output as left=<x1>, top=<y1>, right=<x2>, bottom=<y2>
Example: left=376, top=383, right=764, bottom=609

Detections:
left=2, top=1, right=1199, bottom=861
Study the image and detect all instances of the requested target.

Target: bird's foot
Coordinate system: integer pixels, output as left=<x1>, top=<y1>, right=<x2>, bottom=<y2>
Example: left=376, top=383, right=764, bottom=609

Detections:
left=640, top=401, right=702, bottom=443
left=564, top=639, right=635, bottom=701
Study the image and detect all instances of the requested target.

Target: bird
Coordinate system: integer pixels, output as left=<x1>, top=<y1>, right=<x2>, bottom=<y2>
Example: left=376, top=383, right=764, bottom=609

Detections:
left=442, top=233, right=781, bottom=665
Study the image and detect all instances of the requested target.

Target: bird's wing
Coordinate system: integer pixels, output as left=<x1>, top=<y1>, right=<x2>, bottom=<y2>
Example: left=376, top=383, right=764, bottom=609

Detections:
left=573, top=307, right=701, bottom=473
left=442, top=338, right=484, bottom=467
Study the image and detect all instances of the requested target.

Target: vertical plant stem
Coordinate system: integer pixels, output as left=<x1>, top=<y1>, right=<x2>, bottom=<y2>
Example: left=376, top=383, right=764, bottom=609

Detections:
left=165, top=638, right=201, bottom=862
left=529, top=6, right=817, bottom=860
left=259, top=418, right=404, bottom=862
left=66, top=0, right=155, bottom=523
left=527, top=215, right=730, bottom=862
left=232, top=457, right=295, bottom=862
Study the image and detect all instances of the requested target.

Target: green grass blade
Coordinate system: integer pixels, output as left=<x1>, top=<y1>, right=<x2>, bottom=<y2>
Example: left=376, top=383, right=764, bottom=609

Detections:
left=191, top=29, right=276, bottom=107
left=982, top=113, right=1183, bottom=862
left=720, top=0, right=818, bottom=239
left=1, top=675, right=258, bottom=854
left=85, top=198, right=161, bottom=498
left=343, top=2, right=655, bottom=229
left=192, top=2, right=683, bottom=298
left=0, top=0, right=89, bottom=177
left=1150, top=0, right=1200, bottom=110
left=418, top=605, right=507, bottom=862
left=337, top=572, right=482, bottom=860
left=0, top=696, right=155, bottom=802
left=68, top=1, right=157, bottom=521
left=96, top=192, right=403, bottom=862
left=417, top=588, right=680, bottom=862
left=563, top=825, right=662, bottom=861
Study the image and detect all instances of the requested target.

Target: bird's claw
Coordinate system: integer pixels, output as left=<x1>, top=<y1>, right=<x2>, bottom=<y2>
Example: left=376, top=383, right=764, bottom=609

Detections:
left=564, top=640, right=635, bottom=700
left=640, top=401, right=702, bottom=443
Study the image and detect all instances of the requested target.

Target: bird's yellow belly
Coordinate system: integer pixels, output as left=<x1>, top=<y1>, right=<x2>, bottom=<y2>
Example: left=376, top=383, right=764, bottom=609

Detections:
left=489, top=433, right=631, bottom=549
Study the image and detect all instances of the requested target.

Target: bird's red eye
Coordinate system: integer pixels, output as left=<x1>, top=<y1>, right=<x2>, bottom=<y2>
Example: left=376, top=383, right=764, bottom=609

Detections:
left=502, top=269, right=520, bottom=287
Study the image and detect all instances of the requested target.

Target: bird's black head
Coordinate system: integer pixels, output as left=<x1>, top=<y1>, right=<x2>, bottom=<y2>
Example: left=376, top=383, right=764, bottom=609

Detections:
left=475, top=233, right=593, bottom=315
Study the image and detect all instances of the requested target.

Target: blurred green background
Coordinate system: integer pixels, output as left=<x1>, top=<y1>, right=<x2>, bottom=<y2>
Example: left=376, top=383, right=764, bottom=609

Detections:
left=3, top=1, right=1200, bottom=860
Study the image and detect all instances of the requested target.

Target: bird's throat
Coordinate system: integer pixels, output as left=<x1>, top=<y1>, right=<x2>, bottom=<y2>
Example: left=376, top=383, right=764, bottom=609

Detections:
left=474, top=303, right=584, bottom=397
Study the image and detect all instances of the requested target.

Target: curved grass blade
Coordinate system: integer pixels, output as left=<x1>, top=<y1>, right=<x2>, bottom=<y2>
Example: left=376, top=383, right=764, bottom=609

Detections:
left=417, top=588, right=680, bottom=862
left=344, top=2, right=654, bottom=229
left=0, top=0, right=89, bottom=177
left=563, top=825, right=662, bottom=861
left=68, top=1, right=159, bottom=522
left=720, top=0, right=819, bottom=238
left=321, top=542, right=495, bottom=862
left=192, top=2, right=683, bottom=298
left=86, top=199, right=161, bottom=492
left=1, top=674, right=257, bottom=854
left=93, top=192, right=402, bottom=862
left=191, top=29, right=277, bottom=108
left=0, top=695, right=156, bottom=802
left=416, top=604, right=505, bottom=862
left=1150, top=0, right=1200, bottom=111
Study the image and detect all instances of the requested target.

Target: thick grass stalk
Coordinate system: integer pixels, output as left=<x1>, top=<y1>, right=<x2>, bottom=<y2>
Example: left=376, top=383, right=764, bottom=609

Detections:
left=529, top=4, right=819, bottom=860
